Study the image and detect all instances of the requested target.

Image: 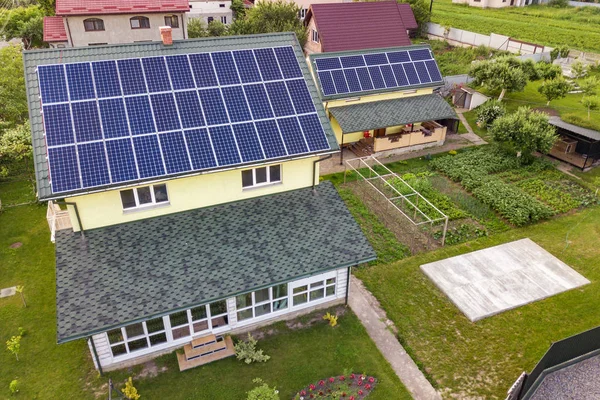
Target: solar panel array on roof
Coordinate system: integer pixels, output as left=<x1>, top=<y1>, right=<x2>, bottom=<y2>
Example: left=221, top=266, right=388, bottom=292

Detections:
left=313, top=48, right=443, bottom=97
left=37, top=46, right=331, bottom=195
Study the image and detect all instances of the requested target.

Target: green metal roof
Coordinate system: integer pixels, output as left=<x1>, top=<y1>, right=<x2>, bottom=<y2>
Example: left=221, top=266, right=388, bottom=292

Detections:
left=329, top=94, right=457, bottom=133
left=55, top=181, right=376, bottom=342
left=22, top=33, right=339, bottom=201
left=309, top=44, right=443, bottom=101
left=549, top=116, right=600, bottom=142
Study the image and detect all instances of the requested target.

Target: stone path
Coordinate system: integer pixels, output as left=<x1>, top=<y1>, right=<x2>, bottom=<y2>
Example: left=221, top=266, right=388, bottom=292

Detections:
left=348, top=276, right=442, bottom=400
left=456, top=111, right=487, bottom=146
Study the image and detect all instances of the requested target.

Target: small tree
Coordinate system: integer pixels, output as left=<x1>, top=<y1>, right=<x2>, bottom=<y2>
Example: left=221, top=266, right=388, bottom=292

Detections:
left=550, top=45, right=569, bottom=62
left=538, top=78, right=571, bottom=105
left=469, top=57, right=529, bottom=101
left=579, top=76, right=599, bottom=97
left=535, top=62, right=563, bottom=81
left=187, top=19, right=208, bottom=38
left=0, top=121, right=33, bottom=177
left=0, top=6, right=45, bottom=49
left=490, top=107, right=558, bottom=163
left=476, top=99, right=506, bottom=128
left=0, top=44, right=29, bottom=127
left=207, top=21, right=228, bottom=36
left=121, top=377, right=140, bottom=400
left=570, top=61, right=588, bottom=79
left=581, top=96, right=600, bottom=120
left=247, top=378, right=279, bottom=400
left=6, top=335, right=21, bottom=361
left=234, top=333, right=270, bottom=364
left=14, top=285, right=27, bottom=308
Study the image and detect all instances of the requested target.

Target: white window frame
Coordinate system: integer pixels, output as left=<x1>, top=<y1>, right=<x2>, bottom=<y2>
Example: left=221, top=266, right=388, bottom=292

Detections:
left=291, top=274, right=336, bottom=308
left=312, top=29, right=319, bottom=43
left=241, top=164, right=282, bottom=189
left=235, top=285, right=288, bottom=323
left=120, top=184, right=169, bottom=212
left=106, top=318, right=168, bottom=358
left=220, top=15, right=227, bottom=24
left=299, top=8, right=307, bottom=19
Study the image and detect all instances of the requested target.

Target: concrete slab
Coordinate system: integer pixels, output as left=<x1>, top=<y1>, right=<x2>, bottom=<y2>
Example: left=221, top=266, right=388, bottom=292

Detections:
left=420, top=238, right=590, bottom=322
left=0, top=286, right=17, bottom=298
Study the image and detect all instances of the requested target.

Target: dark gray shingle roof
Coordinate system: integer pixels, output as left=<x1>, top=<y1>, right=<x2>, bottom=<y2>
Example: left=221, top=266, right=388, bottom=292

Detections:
left=55, top=181, right=376, bottom=342
left=22, top=33, right=338, bottom=201
left=549, top=116, right=600, bottom=142
left=328, top=94, right=457, bottom=133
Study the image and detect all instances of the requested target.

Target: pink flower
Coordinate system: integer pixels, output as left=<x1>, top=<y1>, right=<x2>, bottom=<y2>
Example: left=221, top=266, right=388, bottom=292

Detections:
left=358, top=390, right=364, bottom=396
left=357, top=381, right=363, bottom=386
left=350, top=373, right=355, bottom=379
left=300, top=390, right=307, bottom=396
left=365, top=384, right=371, bottom=390
left=329, top=377, right=335, bottom=383
left=349, top=397, right=355, bottom=400
left=368, top=377, right=375, bottom=383
left=339, top=376, right=346, bottom=381
left=319, top=380, right=325, bottom=386
left=309, top=384, right=315, bottom=390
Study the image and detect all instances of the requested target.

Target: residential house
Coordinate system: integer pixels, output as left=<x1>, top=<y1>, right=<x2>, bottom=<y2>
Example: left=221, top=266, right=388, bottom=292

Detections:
left=23, top=32, right=375, bottom=372
left=303, top=1, right=416, bottom=55
left=188, top=0, right=233, bottom=25
left=452, top=0, right=547, bottom=8
left=308, top=45, right=457, bottom=159
left=42, top=0, right=189, bottom=48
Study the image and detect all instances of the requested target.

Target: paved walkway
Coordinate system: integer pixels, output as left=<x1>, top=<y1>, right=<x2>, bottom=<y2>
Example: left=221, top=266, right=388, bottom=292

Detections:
left=456, top=111, right=487, bottom=146
left=348, top=276, right=442, bottom=400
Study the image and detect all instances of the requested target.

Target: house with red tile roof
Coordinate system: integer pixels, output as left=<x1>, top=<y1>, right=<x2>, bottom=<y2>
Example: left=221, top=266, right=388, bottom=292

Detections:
left=303, top=1, right=415, bottom=55
left=43, top=0, right=190, bottom=48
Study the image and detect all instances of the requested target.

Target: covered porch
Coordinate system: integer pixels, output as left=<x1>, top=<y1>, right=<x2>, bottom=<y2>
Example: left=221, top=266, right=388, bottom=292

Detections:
left=548, top=117, right=600, bottom=170
left=328, top=94, right=458, bottom=161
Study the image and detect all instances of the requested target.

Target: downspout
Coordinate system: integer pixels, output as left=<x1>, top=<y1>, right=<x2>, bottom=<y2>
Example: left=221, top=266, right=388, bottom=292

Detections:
left=88, top=336, right=103, bottom=376
left=313, top=154, right=333, bottom=191
left=182, top=13, right=187, bottom=39
left=64, top=17, right=73, bottom=47
left=339, top=133, right=344, bottom=165
left=345, top=266, right=351, bottom=305
left=55, top=201, right=84, bottom=237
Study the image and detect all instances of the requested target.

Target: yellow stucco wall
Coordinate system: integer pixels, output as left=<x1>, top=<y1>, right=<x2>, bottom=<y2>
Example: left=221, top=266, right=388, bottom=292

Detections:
left=66, top=157, right=320, bottom=231
left=326, top=87, right=434, bottom=109
left=373, top=126, right=446, bottom=152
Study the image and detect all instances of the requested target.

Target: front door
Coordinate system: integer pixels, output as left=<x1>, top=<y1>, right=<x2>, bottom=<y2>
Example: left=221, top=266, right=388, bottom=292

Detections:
left=374, top=128, right=386, bottom=138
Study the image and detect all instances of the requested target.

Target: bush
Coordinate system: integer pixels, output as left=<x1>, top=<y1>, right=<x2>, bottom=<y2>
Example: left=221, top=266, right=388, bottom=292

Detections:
left=294, top=374, right=378, bottom=400
left=235, top=333, right=270, bottom=364
left=9, top=380, right=19, bottom=395
left=121, top=377, right=140, bottom=400
left=476, top=100, right=506, bottom=128
left=323, top=312, right=338, bottom=327
left=248, top=378, right=279, bottom=400
left=548, top=0, right=569, bottom=8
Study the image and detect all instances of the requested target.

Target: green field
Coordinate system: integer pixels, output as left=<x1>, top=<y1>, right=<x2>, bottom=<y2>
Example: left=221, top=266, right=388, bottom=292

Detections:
left=431, top=0, right=600, bottom=53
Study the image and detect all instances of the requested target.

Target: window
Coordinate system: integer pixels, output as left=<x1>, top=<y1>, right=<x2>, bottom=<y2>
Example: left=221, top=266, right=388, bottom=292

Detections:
left=311, top=29, right=319, bottom=43
left=241, top=165, right=281, bottom=189
left=83, top=18, right=105, bottom=31
left=88, top=43, right=108, bottom=46
left=293, top=277, right=336, bottom=306
left=120, top=184, right=169, bottom=210
left=164, top=15, right=179, bottom=28
left=219, top=3, right=226, bottom=6
left=107, top=318, right=167, bottom=357
left=130, top=16, right=150, bottom=29
left=236, top=284, right=288, bottom=322
left=207, top=16, right=214, bottom=23
left=168, top=300, right=229, bottom=340
left=299, top=8, right=307, bottom=19
left=220, top=16, right=227, bottom=24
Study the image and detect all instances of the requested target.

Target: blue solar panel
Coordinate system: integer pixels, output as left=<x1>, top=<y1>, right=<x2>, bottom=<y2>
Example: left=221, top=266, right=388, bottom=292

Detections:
left=142, top=57, right=172, bottom=93
left=340, top=56, right=365, bottom=68
left=368, top=67, right=386, bottom=89
left=298, top=114, right=330, bottom=152
left=221, top=86, right=252, bottom=123
left=209, top=125, right=241, bottom=166
left=38, top=65, right=69, bottom=104
left=233, top=50, right=262, bottom=83
left=78, top=142, right=110, bottom=187
left=255, top=120, right=287, bottom=158
left=315, top=58, right=342, bottom=71
left=125, top=96, right=155, bottom=135
left=66, top=63, right=95, bottom=101
left=198, top=88, right=229, bottom=125
left=43, top=104, right=74, bottom=146
left=414, top=61, right=431, bottom=84
left=343, top=70, right=362, bottom=92
left=317, top=71, right=336, bottom=96
left=166, top=55, right=195, bottom=90
left=159, top=131, right=192, bottom=174
left=391, top=64, right=409, bottom=87
left=387, top=51, right=410, bottom=63
left=106, top=139, right=138, bottom=182
left=409, top=49, right=432, bottom=61
left=277, top=117, right=308, bottom=155
left=72, top=101, right=103, bottom=142
left=265, top=82, right=295, bottom=117
left=356, top=68, right=374, bottom=91
left=133, top=135, right=165, bottom=178
left=232, top=123, right=265, bottom=162
left=425, top=60, right=442, bottom=82
left=274, top=46, right=303, bottom=79
left=331, top=70, right=349, bottom=94
left=212, top=52, right=241, bottom=86
left=99, top=98, right=129, bottom=138
left=244, top=84, right=274, bottom=120
left=92, top=61, right=122, bottom=98
left=254, top=48, right=282, bottom=81
left=150, top=93, right=181, bottom=132
left=185, top=128, right=217, bottom=170
left=48, top=146, right=80, bottom=193
left=364, top=53, right=388, bottom=66
left=117, top=59, right=147, bottom=95
left=175, top=91, right=205, bottom=129
left=380, top=65, right=398, bottom=88
left=403, top=63, right=420, bottom=85
left=189, top=53, right=218, bottom=88
left=286, top=79, right=316, bottom=114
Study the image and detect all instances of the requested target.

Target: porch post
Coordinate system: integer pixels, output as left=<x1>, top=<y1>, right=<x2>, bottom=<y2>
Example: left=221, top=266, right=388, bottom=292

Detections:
left=340, top=133, right=345, bottom=165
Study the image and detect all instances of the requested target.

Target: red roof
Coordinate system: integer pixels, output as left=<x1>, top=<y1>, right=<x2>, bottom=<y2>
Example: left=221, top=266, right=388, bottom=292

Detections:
left=43, top=16, right=68, bottom=42
left=55, top=0, right=189, bottom=16
left=306, top=1, right=412, bottom=53
left=397, top=3, right=418, bottom=30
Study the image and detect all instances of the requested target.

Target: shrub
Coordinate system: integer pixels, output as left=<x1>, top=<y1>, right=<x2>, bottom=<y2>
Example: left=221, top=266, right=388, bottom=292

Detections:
left=294, top=374, right=378, bottom=399
left=6, top=335, right=21, bottom=361
left=548, top=0, right=569, bottom=8
left=476, top=100, right=506, bottom=128
left=323, top=312, right=338, bottom=327
left=121, top=377, right=140, bottom=400
left=562, top=113, right=598, bottom=130
left=9, top=380, right=19, bottom=395
left=248, top=378, right=279, bottom=400
left=235, top=333, right=270, bottom=364
left=448, top=150, right=458, bottom=155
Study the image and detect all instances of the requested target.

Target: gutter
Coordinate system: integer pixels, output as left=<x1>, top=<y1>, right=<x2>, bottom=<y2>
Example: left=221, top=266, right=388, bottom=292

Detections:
left=313, top=154, right=333, bottom=190
left=345, top=266, right=351, bottom=305
left=55, top=201, right=84, bottom=237
left=88, top=336, right=103, bottom=375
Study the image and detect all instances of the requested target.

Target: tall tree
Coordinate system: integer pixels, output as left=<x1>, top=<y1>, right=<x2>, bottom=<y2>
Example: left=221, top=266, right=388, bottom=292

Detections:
left=581, top=96, right=600, bottom=120
left=187, top=19, right=208, bottom=38
left=229, top=1, right=307, bottom=46
left=0, top=121, right=32, bottom=177
left=490, top=107, right=558, bottom=163
left=0, top=44, right=28, bottom=128
left=537, top=78, right=571, bottom=105
left=535, top=62, right=563, bottom=81
left=469, top=56, right=529, bottom=101
left=0, top=6, right=45, bottom=49
left=230, top=0, right=246, bottom=20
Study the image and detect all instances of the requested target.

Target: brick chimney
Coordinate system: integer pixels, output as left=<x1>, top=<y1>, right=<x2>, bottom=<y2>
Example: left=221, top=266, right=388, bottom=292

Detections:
left=160, top=26, right=173, bottom=46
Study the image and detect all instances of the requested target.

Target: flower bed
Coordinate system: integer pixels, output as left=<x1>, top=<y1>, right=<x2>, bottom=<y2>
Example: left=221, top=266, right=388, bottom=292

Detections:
left=294, top=374, right=377, bottom=399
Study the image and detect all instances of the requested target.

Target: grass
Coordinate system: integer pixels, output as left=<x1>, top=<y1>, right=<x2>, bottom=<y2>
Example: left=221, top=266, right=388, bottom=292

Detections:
left=431, top=0, right=600, bottom=53
left=354, top=206, right=600, bottom=398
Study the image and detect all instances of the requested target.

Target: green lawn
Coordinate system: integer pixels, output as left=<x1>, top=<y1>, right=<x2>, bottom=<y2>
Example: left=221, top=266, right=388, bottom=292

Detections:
left=355, top=206, right=600, bottom=398
left=431, top=0, right=600, bottom=53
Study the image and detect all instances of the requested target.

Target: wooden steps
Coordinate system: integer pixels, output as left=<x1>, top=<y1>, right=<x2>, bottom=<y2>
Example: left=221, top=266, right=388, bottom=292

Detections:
left=177, top=334, right=235, bottom=371
left=349, top=139, right=373, bottom=157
